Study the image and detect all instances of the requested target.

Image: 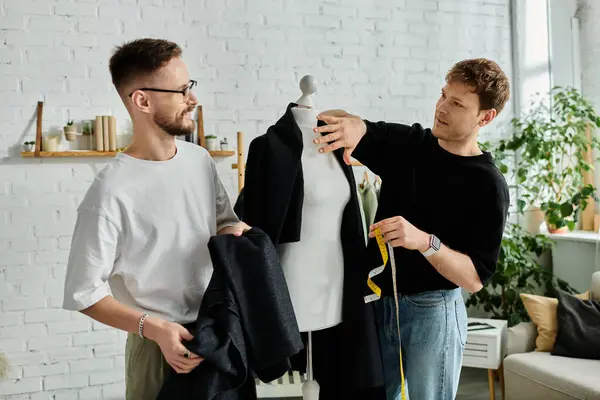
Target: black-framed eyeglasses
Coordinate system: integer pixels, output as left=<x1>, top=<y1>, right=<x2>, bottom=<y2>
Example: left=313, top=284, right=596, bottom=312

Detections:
left=128, top=80, right=197, bottom=100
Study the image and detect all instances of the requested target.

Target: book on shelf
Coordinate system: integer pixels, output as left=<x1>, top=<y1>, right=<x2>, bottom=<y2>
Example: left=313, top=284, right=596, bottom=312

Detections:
left=102, top=116, right=109, bottom=151
left=95, top=116, right=103, bottom=151
left=108, top=116, right=117, bottom=151
left=94, top=115, right=117, bottom=152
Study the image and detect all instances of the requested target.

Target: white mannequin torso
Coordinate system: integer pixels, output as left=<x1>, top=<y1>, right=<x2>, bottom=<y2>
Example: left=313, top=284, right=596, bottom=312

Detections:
left=277, top=106, right=350, bottom=332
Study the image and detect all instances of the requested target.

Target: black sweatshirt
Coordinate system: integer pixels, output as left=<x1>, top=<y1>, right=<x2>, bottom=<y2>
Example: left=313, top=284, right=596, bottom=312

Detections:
left=353, top=120, right=509, bottom=295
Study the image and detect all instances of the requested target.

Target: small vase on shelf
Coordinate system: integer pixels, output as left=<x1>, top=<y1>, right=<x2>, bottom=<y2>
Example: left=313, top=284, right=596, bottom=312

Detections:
left=220, top=138, right=229, bottom=151
left=206, top=136, right=218, bottom=151
left=23, top=141, right=35, bottom=152
left=44, top=135, right=60, bottom=151
left=64, top=120, right=77, bottom=141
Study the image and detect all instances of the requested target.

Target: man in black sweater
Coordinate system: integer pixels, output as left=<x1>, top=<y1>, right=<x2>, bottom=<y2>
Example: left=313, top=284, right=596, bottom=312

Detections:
left=313, top=58, right=510, bottom=400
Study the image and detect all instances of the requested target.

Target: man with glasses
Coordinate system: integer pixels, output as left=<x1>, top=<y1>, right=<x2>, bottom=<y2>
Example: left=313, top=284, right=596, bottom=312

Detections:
left=62, top=38, right=250, bottom=399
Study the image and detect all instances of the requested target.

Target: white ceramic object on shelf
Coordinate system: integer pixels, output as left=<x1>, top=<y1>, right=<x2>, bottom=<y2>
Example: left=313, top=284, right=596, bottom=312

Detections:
left=220, top=138, right=229, bottom=151
left=43, top=135, right=60, bottom=151
left=206, top=137, right=219, bottom=151
left=524, top=205, right=544, bottom=235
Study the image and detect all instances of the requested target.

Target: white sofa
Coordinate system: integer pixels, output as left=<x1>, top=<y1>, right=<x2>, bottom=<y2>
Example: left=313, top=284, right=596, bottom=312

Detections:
left=503, top=271, right=600, bottom=400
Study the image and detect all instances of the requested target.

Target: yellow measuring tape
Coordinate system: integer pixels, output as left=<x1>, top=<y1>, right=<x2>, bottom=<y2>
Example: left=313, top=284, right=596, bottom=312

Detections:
left=364, top=228, right=387, bottom=303
left=364, top=228, right=406, bottom=400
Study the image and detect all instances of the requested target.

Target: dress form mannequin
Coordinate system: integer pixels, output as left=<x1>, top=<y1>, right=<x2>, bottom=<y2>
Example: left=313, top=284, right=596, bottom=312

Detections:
left=277, top=75, right=350, bottom=400
left=240, top=75, right=385, bottom=398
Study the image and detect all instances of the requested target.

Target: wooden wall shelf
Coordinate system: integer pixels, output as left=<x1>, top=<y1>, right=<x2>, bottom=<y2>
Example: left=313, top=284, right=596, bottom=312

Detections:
left=209, top=150, right=235, bottom=157
left=21, top=151, right=117, bottom=157
left=21, top=150, right=235, bottom=159
left=20, top=102, right=352, bottom=194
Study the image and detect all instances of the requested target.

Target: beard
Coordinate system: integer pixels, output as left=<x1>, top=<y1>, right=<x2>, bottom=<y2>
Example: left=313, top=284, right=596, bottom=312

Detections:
left=154, top=107, right=195, bottom=137
left=432, top=117, right=450, bottom=139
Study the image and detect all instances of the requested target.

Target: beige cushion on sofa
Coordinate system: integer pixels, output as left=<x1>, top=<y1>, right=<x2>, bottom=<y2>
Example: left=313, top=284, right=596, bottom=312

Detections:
left=520, top=292, right=589, bottom=352
left=504, top=351, right=600, bottom=399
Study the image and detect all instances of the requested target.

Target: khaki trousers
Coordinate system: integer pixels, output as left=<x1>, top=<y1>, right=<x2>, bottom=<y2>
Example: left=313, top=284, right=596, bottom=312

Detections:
left=125, top=333, right=171, bottom=400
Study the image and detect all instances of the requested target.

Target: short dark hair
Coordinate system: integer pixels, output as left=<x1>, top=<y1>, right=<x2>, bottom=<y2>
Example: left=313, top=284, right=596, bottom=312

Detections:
left=109, top=38, right=182, bottom=95
left=445, top=58, right=510, bottom=115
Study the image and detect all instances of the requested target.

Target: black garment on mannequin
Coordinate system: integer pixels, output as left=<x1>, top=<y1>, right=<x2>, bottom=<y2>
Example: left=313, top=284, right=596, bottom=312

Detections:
left=238, top=103, right=385, bottom=399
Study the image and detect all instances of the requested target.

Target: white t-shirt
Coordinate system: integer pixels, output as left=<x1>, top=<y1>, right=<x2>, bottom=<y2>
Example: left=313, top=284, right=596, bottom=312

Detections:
left=62, top=141, right=239, bottom=324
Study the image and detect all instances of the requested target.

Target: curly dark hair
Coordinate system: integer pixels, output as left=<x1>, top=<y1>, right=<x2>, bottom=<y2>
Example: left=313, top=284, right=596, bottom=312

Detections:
left=446, top=58, right=510, bottom=115
left=109, top=38, right=182, bottom=95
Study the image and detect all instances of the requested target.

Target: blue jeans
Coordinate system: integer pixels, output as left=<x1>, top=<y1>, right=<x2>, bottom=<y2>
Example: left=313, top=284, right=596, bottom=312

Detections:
left=374, top=288, right=467, bottom=400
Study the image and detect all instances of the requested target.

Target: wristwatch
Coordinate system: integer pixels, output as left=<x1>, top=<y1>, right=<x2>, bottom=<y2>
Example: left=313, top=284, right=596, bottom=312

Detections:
left=421, top=234, right=441, bottom=257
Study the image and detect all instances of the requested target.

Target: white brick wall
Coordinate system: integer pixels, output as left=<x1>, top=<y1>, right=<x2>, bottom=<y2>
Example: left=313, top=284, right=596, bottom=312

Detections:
left=0, top=0, right=512, bottom=397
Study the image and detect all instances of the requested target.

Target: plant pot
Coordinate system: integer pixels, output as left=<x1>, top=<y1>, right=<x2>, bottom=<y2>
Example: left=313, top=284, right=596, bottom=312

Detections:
left=23, top=143, right=34, bottom=152
left=206, top=138, right=218, bottom=151
left=545, top=221, right=570, bottom=234
left=524, top=206, right=545, bottom=235
left=64, top=125, right=77, bottom=141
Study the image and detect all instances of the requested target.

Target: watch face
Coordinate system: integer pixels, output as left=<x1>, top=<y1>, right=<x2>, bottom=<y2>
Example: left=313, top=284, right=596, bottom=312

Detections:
left=431, top=235, right=441, bottom=251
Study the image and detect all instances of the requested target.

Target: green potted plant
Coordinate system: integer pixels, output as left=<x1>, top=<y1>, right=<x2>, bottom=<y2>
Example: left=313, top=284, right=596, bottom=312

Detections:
left=64, top=120, right=77, bottom=141
left=220, top=137, right=229, bottom=151
left=465, top=223, right=576, bottom=327
left=205, top=135, right=218, bottom=151
left=22, top=140, right=35, bottom=152
left=82, top=121, right=92, bottom=135
left=494, top=86, right=600, bottom=233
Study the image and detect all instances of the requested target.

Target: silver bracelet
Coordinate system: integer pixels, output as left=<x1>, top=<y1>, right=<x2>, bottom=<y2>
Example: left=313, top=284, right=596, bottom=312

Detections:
left=138, top=314, right=149, bottom=338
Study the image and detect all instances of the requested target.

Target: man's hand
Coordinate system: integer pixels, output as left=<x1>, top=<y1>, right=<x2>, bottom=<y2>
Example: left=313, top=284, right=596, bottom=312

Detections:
left=313, top=110, right=367, bottom=165
left=218, top=221, right=251, bottom=236
left=144, top=318, right=203, bottom=374
left=369, top=216, right=430, bottom=252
